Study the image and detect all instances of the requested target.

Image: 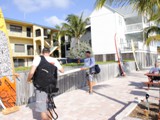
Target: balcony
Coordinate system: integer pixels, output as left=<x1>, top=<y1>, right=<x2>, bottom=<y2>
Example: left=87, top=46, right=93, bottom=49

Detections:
left=8, top=31, right=33, bottom=39
left=27, top=49, right=34, bottom=55
left=120, top=41, right=157, bottom=52
left=120, top=41, right=138, bottom=51
left=12, top=49, right=34, bottom=57
left=125, top=23, right=143, bottom=33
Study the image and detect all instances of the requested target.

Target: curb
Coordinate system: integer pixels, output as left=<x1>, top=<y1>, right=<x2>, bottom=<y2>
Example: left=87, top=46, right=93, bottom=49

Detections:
left=115, top=97, right=143, bottom=120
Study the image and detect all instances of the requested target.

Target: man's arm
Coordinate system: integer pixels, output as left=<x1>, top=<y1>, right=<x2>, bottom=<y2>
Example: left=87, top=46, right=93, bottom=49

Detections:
left=59, top=67, right=64, bottom=73
left=54, top=59, right=64, bottom=73
left=27, top=66, right=37, bottom=82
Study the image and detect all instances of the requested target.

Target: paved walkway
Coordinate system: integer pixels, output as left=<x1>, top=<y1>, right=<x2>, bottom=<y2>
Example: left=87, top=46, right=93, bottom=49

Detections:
left=0, top=70, right=159, bottom=120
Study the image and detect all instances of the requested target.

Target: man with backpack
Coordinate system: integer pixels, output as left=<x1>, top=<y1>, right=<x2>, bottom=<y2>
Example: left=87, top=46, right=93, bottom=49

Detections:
left=27, top=48, right=64, bottom=120
left=81, top=51, right=96, bottom=94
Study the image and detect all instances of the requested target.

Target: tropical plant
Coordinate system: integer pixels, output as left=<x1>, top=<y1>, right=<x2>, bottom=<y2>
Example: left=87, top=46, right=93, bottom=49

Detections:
left=95, top=0, right=160, bottom=45
left=54, top=25, right=66, bottom=41
left=69, top=41, right=92, bottom=59
left=144, top=26, right=160, bottom=46
left=62, top=13, right=89, bottom=48
left=53, top=25, right=66, bottom=57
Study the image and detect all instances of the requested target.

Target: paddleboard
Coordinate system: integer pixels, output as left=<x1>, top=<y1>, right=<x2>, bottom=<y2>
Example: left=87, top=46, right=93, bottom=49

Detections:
left=0, top=9, right=17, bottom=109
left=131, top=40, right=140, bottom=71
left=114, top=33, right=125, bottom=76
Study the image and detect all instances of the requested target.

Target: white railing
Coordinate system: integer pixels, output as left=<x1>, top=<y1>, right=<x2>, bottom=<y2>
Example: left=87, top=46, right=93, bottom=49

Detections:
left=120, top=41, right=139, bottom=51
left=126, top=23, right=143, bottom=33
left=121, top=41, right=157, bottom=52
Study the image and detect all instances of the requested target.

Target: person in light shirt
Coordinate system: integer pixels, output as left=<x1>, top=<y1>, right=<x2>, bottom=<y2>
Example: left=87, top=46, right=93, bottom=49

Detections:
left=27, top=48, right=64, bottom=120
left=81, top=51, right=95, bottom=94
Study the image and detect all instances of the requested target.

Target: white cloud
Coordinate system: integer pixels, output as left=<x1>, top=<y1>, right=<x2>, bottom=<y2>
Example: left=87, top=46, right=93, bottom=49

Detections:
left=45, top=16, right=65, bottom=26
left=13, top=0, right=72, bottom=13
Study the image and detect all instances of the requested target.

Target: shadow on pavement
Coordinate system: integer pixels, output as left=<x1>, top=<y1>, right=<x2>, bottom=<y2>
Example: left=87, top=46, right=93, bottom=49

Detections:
left=129, top=81, right=144, bottom=89
left=130, top=90, right=147, bottom=97
left=108, top=102, right=131, bottom=120
left=127, top=72, right=146, bottom=79
left=93, top=91, right=126, bottom=105
left=81, top=84, right=111, bottom=92
left=93, top=91, right=131, bottom=120
left=93, top=84, right=111, bottom=90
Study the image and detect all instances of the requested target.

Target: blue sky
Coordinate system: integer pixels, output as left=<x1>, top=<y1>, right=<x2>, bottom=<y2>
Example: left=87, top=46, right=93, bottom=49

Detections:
left=0, top=0, right=96, bottom=27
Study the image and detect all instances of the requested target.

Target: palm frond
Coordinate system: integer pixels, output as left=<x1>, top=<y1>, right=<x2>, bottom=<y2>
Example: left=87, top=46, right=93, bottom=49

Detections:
left=145, top=34, right=160, bottom=46
left=62, top=13, right=89, bottom=41
left=144, top=26, right=160, bottom=38
left=95, top=0, right=107, bottom=9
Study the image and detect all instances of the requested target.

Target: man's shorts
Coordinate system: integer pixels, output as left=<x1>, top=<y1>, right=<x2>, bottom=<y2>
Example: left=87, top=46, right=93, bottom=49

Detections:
left=86, top=72, right=94, bottom=82
left=35, top=90, right=48, bottom=112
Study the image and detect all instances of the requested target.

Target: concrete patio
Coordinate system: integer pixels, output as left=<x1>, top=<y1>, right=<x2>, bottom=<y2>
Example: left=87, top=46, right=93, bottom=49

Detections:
left=0, top=70, right=159, bottom=120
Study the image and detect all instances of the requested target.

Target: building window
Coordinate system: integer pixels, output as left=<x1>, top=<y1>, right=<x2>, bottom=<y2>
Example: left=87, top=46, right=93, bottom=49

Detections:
left=36, top=29, right=41, bottom=37
left=26, top=27, right=31, bottom=37
left=10, top=25, right=22, bottom=32
left=14, top=59, right=25, bottom=67
left=27, top=45, right=33, bottom=55
left=15, top=44, right=25, bottom=52
left=44, top=29, right=48, bottom=36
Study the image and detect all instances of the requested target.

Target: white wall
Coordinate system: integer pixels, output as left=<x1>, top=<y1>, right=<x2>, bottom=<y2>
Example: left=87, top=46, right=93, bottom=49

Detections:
left=90, top=7, right=126, bottom=55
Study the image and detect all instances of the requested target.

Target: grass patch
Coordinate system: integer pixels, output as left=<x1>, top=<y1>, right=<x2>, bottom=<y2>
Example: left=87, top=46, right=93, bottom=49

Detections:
left=63, top=61, right=116, bottom=67
left=15, top=67, right=30, bottom=72
left=123, top=59, right=135, bottom=62
left=96, top=61, right=116, bottom=64
left=14, top=60, right=134, bottom=71
left=63, top=63, right=84, bottom=67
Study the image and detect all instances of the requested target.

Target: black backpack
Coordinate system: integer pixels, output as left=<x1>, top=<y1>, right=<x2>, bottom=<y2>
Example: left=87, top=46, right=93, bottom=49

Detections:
left=33, top=56, right=58, bottom=93
left=32, top=56, right=59, bottom=120
left=95, top=64, right=101, bottom=74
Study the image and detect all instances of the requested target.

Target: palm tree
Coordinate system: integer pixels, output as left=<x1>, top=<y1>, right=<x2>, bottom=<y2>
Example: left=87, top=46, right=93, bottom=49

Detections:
left=95, top=0, right=160, bottom=45
left=62, top=13, right=89, bottom=49
left=54, top=25, right=66, bottom=58
left=145, top=26, right=160, bottom=46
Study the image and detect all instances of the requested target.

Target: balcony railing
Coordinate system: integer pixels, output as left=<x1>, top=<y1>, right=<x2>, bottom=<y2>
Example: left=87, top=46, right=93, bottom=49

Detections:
left=120, top=41, right=157, bottom=52
left=8, top=31, right=33, bottom=38
left=12, top=49, right=34, bottom=56
left=27, top=49, right=34, bottom=55
left=120, top=41, right=139, bottom=51
left=126, top=23, right=143, bottom=33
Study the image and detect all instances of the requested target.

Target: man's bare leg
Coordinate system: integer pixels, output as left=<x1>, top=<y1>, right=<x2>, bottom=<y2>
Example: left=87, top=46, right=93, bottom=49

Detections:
left=88, top=81, right=93, bottom=93
left=41, top=112, right=49, bottom=120
left=147, top=77, right=152, bottom=90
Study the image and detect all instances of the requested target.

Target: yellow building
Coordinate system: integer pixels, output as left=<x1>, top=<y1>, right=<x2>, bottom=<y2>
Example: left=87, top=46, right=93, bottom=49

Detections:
left=5, top=18, right=60, bottom=67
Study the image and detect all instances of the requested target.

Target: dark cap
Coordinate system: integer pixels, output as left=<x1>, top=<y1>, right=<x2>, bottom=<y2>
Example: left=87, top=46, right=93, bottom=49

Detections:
left=86, top=51, right=91, bottom=54
left=42, top=47, right=50, bottom=54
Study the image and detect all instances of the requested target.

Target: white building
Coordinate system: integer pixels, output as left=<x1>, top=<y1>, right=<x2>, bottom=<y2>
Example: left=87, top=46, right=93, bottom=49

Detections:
left=90, top=5, right=157, bottom=68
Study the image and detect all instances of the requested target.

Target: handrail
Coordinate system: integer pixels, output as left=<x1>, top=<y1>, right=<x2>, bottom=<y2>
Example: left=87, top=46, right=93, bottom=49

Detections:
left=59, top=68, right=82, bottom=77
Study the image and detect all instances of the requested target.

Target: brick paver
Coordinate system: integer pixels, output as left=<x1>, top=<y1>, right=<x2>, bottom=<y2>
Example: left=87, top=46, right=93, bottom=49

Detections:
left=0, top=70, right=159, bottom=120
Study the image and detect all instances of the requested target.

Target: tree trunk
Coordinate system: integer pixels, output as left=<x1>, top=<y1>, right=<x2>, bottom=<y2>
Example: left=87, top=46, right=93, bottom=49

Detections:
left=58, top=35, right=62, bottom=58
left=77, top=38, right=80, bottom=50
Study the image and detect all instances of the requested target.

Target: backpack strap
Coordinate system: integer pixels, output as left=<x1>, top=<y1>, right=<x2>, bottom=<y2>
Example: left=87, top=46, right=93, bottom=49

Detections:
left=40, top=55, right=48, bottom=63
